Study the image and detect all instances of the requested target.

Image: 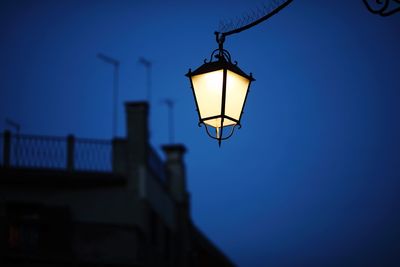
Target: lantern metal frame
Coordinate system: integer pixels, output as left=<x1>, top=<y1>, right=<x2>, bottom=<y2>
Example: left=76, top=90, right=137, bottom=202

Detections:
left=186, top=33, right=255, bottom=146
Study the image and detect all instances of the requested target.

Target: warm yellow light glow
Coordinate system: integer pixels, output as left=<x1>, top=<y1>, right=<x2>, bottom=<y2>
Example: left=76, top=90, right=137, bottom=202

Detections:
left=225, top=70, right=250, bottom=121
left=191, top=70, right=223, bottom=119
left=191, top=68, right=250, bottom=129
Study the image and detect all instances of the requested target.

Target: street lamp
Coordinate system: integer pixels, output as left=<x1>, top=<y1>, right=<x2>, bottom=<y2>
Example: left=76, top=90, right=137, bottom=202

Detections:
left=185, top=0, right=293, bottom=146
left=186, top=33, right=254, bottom=147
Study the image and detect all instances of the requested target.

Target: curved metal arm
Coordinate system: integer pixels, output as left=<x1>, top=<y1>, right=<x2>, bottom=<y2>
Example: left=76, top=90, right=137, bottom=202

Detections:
left=217, top=0, right=293, bottom=40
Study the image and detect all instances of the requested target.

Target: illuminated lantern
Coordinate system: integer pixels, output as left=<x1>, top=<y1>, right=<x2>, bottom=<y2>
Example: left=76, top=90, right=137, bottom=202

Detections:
left=186, top=39, right=255, bottom=146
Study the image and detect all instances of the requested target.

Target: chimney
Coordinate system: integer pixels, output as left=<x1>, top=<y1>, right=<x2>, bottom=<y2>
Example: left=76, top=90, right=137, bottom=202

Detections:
left=162, top=145, right=188, bottom=204
left=125, top=102, right=149, bottom=165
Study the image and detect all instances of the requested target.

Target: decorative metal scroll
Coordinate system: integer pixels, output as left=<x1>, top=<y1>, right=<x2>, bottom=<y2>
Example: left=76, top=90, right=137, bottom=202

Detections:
left=201, top=123, right=241, bottom=141
left=205, top=48, right=235, bottom=65
left=363, top=0, right=400, bottom=16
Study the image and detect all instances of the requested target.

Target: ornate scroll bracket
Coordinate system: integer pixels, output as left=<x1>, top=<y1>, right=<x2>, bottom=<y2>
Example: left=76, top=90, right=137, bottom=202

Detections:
left=363, top=0, right=400, bottom=16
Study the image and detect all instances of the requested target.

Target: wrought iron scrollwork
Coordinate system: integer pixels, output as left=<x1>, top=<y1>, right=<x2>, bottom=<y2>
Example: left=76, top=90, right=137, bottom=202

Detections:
left=204, top=48, right=233, bottom=64
left=363, top=0, right=400, bottom=16
left=199, top=122, right=242, bottom=142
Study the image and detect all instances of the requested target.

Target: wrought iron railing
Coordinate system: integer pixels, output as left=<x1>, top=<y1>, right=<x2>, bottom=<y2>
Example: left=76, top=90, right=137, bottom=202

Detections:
left=74, top=138, right=112, bottom=172
left=1, top=131, right=167, bottom=182
left=1, top=131, right=112, bottom=172
left=10, top=134, right=67, bottom=169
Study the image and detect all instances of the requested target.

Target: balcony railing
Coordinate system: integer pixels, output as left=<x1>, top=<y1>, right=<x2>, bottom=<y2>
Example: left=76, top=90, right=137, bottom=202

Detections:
left=74, top=137, right=113, bottom=172
left=0, top=131, right=167, bottom=182
left=1, top=131, right=112, bottom=172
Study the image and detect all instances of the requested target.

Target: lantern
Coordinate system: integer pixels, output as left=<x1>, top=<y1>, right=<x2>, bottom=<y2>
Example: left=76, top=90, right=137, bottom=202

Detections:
left=186, top=36, right=255, bottom=146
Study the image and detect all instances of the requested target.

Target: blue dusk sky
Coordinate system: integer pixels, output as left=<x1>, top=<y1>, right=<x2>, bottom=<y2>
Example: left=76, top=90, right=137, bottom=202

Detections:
left=1, top=1, right=400, bottom=266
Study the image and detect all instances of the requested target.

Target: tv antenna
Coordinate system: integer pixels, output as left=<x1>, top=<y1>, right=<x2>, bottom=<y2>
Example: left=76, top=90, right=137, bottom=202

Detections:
left=97, top=53, right=120, bottom=137
left=139, top=57, right=153, bottom=105
left=161, top=99, right=175, bottom=144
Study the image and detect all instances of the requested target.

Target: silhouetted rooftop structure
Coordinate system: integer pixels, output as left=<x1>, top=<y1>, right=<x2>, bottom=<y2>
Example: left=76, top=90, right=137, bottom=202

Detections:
left=0, top=101, right=234, bottom=267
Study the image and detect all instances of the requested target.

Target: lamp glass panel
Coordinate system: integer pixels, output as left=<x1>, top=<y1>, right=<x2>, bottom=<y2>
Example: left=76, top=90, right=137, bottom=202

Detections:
left=225, top=70, right=250, bottom=121
left=203, top=117, right=236, bottom=128
left=191, top=70, right=223, bottom=120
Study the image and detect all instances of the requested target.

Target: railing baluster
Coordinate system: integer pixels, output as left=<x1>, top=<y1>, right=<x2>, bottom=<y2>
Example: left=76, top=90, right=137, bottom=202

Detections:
left=67, top=135, right=75, bottom=171
left=3, top=131, right=11, bottom=167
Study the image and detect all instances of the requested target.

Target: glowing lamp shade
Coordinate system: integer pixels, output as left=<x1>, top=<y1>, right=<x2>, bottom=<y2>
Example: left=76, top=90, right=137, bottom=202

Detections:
left=186, top=58, right=254, bottom=145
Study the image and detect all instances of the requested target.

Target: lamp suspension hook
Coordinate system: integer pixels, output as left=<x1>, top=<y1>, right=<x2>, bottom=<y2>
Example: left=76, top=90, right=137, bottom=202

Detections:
left=212, top=31, right=234, bottom=64
left=214, top=31, right=226, bottom=61
left=215, top=32, right=225, bottom=50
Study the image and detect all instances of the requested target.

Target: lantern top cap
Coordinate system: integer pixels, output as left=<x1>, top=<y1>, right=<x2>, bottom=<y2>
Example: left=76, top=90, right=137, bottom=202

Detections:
left=186, top=59, right=255, bottom=82
left=186, top=31, right=255, bottom=82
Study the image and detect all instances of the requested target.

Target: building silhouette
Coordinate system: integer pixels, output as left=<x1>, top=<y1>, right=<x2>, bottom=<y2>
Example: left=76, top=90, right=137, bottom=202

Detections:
left=0, top=102, right=234, bottom=267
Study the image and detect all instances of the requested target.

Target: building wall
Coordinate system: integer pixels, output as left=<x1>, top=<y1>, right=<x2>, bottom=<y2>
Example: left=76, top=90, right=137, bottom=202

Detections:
left=72, top=222, right=141, bottom=265
left=0, top=186, right=143, bottom=226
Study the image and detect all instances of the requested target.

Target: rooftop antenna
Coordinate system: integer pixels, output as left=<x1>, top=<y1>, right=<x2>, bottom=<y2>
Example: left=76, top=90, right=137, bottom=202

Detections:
left=138, top=57, right=152, bottom=105
left=5, top=118, right=20, bottom=134
left=97, top=53, right=120, bottom=138
left=161, top=99, right=175, bottom=144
